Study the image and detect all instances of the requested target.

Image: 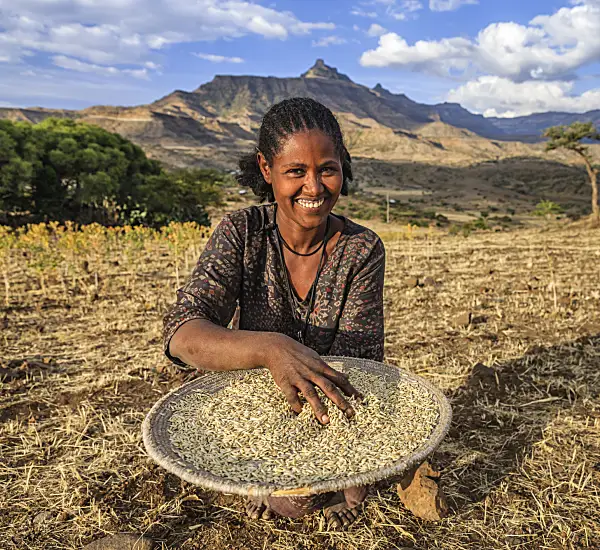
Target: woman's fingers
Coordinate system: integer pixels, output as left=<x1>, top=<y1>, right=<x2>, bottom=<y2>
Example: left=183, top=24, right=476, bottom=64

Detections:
left=310, top=375, right=355, bottom=419
left=296, top=381, right=330, bottom=424
left=308, top=360, right=362, bottom=398
left=280, top=383, right=303, bottom=414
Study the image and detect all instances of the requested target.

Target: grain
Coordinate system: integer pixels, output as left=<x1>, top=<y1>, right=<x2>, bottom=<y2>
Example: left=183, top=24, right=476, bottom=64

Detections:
left=168, top=363, right=439, bottom=488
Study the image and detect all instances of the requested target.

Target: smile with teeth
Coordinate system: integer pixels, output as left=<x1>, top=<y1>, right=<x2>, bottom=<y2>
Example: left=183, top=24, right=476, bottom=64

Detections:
left=295, top=197, right=325, bottom=209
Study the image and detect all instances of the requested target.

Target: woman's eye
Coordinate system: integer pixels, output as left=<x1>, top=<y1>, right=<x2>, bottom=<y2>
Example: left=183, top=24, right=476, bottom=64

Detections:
left=321, top=167, right=337, bottom=175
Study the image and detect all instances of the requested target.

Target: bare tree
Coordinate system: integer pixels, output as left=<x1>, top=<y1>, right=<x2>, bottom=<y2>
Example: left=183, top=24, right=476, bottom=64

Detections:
left=544, top=122, right=600, bottom=225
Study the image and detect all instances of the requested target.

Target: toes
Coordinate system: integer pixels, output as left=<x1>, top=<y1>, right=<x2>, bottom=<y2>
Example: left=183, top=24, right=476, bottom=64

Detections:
left=246, top=501, right=265, bottom=520
left=247, top=506, right=260, bottom=520
left=326, top=511, right=343, bottom=530
left=344, top=508, right=359, bottom=522
left=325, top=504, right=361, bottom=530
left=340, top=512, right=351, bottom=529
left=340, top=509, right=355, bottom=528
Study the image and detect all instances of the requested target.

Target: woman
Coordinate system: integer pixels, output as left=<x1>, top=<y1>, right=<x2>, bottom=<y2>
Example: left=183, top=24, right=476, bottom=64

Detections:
left=163, top=98, right=385, bottom=529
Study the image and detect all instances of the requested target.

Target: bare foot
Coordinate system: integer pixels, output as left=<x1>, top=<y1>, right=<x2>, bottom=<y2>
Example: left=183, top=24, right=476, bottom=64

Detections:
left=323, top=486, right=368, bottom=530
left=344, top=485, right=368, bottom=508
left=245, top=497, right=273, bottom=520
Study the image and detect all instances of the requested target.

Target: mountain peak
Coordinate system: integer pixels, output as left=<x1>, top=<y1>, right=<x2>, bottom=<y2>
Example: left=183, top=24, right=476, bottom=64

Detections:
left=301, top=59, right=352, bottom=82
left=373, top=83, right=389, bottom=94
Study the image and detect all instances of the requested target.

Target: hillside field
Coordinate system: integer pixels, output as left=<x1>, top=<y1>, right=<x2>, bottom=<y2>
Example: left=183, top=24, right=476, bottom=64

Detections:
left=1, top=220, right=599, bottom=549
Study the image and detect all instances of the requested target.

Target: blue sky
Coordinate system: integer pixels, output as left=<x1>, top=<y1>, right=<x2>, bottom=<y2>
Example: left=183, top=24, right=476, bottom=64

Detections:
left=1, top=0, right=599, bottom=117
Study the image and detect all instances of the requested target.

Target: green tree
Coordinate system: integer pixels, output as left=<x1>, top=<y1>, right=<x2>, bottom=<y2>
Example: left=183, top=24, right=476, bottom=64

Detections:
left=544, top=122, right=600, bottom=224
left=0, top=118, right=223, bottom=227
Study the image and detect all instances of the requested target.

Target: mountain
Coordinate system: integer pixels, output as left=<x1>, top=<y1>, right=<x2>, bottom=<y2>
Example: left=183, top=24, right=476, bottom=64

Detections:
left=488, top=110, right=600, bottom=141
left=0, top=59, right=596, bottom=173
left=152, top=60, right=503, bottom=138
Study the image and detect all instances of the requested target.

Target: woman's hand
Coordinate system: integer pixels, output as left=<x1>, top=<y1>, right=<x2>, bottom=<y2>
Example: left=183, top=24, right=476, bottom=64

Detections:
left=259, top=333, right=362, bottom=424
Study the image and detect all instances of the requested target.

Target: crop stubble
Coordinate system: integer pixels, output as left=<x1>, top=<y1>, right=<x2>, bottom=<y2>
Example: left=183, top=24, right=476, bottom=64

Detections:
left=1, top=221, right=599, bottom=549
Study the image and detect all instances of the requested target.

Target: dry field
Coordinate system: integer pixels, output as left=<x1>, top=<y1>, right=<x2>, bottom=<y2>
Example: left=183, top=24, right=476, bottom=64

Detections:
left=1, top=220, right=599, bottom=549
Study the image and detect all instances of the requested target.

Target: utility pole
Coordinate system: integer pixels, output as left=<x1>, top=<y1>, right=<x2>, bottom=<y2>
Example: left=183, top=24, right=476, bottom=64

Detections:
left=386, top=192, right=390, bottom=224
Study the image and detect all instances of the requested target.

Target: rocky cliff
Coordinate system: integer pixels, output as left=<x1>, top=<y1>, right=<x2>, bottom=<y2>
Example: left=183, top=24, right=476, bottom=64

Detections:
left=0, top=60, right=596, bottom=172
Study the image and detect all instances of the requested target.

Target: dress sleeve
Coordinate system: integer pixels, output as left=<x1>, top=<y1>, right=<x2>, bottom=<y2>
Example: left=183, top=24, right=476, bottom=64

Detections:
left=162, top=215, right=244, bottom=365
left=329, top=238, right=385, bottom=361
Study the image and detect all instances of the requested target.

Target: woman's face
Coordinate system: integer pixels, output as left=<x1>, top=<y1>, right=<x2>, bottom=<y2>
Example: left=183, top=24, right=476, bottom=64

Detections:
left=258, top=129, right=343, bottom=230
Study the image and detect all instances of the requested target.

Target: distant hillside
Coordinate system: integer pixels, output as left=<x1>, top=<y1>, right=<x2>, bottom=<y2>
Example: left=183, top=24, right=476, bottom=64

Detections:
left=0, top=59, right=597, bottom=176
left=0, top=59, right=510, bottom=169
left=488, top=110, right=600, bottom=141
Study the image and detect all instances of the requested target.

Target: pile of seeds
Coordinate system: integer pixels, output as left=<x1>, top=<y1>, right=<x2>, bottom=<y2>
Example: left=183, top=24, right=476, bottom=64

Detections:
left=168, top=363, right=440, bottom=488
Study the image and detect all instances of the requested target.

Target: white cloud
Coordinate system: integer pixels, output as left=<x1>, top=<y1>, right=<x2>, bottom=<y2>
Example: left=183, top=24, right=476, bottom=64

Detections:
left=0, top=0, right=334, bottom=74
left=193, top=53, right=244, bottom=63
left=447, top=76, right=600, bottom=117
left=359, top=0, right=600, bottom=115
left=429, top=0, right=478, bottom=12
left=52, top=55, right=149, bottom=78
left=403, top=0, right=424, bottom=12
left=312, top=35, right=347, bottom=47
left=360, top=1, right=600, bottom=82
left=367, top=24, right=388, bottom=37
left=351, top=8, right=378, bottom=18
left=352, top=0, right=422, bottom=21
left=361, top=33, right=473, bottom=74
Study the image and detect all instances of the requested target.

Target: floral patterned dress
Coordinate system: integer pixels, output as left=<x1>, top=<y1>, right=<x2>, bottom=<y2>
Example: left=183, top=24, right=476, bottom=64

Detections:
left=163, top=203, right=385, bottom=366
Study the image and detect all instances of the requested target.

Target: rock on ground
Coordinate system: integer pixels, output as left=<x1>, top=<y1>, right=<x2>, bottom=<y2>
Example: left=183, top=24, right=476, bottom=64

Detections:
left=397, top=462, right=449, bottom=522
left=83, top=534, right=154, bottom=550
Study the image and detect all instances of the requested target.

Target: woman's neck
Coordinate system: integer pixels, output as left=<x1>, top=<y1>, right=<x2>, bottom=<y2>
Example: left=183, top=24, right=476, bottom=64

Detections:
left=275, top=207, right=329, bottom=254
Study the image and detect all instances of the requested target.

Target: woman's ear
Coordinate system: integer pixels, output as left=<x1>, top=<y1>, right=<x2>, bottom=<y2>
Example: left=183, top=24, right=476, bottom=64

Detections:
left=257, top=151, right=272, bottom=185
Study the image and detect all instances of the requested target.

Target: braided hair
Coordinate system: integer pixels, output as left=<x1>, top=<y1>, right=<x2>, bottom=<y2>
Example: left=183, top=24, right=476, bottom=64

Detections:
left=237, top=98, right=353, bottom=202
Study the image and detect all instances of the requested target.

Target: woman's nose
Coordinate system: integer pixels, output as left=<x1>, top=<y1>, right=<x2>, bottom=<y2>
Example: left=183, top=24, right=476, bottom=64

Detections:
left=303, top=170, right=324, bottom=195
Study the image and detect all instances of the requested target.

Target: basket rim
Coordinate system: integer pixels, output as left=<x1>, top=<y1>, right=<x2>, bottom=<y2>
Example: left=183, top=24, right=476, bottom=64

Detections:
left=142, top=356, right=452, bottom=497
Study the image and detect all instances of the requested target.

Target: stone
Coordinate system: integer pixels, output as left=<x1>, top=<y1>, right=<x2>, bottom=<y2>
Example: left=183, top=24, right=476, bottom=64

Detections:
left=83, top=534, right=154, bottom=550
left=452, top=311, right=472, bottom=328
left=56, top=510, right=71, bottom=522
left=32, top=510, right=54, bottom=529
left=422, top=276, right=437, bottom=287
left=405, top=276, right=419, bottom=288
left=397, top=462, right=449, bottom=521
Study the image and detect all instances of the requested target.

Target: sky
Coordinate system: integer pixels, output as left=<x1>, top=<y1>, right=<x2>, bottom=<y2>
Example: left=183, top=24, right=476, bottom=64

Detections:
left=1, top=0, right=600, bottom=118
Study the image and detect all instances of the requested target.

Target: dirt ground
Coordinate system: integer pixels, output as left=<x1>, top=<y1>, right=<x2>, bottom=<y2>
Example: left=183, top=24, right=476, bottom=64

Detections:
left=1, top=221, right=599, bottom=549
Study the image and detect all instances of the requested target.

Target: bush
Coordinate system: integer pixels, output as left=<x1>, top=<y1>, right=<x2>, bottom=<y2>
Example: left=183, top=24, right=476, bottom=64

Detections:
left=533, top=200, right=563, bottom=219
left=0, top=118, right=223, bottom=227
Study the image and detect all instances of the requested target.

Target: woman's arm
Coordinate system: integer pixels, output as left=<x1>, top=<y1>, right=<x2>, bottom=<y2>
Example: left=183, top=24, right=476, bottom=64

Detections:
left=169, top=318, right=265, bottom=371
left=164, top=213, right=361, bottom=423
left=171, top=319, right=360, bottom=423
left=329, top=238, right=385, bottom=361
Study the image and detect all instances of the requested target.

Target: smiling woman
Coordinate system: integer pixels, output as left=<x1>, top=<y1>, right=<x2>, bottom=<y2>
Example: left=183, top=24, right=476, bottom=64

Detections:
left=163, top=98, right=386, bottom=529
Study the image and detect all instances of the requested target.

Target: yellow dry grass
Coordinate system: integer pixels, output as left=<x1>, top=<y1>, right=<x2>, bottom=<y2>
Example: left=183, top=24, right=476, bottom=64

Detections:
left=1, top=221, right=599, bottom=549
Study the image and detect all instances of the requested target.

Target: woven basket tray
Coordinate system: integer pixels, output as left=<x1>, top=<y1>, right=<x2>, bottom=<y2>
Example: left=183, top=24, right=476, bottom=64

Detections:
left=142, top=356, right=452, bottom=498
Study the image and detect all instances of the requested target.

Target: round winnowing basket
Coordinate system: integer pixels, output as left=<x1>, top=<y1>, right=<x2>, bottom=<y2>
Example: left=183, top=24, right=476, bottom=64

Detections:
left=142, top=356, right=452, bottom=498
